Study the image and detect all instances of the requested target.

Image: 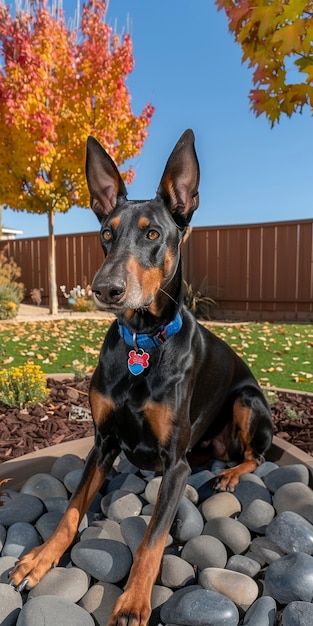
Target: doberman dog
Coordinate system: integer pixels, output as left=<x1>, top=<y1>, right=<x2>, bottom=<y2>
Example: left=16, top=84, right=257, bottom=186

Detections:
left=11, top=130, right=273, bottom=625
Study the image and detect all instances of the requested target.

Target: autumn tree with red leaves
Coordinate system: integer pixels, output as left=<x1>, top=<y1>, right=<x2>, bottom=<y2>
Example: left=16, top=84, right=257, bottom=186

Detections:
left=217, top=0, right=313, bottom=126
left=0, top=0, right=154, bottom=313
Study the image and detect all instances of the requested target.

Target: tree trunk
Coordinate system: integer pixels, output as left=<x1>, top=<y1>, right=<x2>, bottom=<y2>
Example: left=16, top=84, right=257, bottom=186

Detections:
left=48, top=210, right=58, bottom=315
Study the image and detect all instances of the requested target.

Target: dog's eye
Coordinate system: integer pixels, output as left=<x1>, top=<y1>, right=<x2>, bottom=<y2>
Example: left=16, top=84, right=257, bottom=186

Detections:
left=102, top=229, right=112, bottom=242
left=147, top=230, right=160, bottom=241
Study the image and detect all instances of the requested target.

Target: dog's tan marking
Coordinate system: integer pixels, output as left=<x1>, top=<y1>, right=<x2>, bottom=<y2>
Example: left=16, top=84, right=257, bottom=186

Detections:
left=216, top=397, right=260, bottom=491
left=89, top=388, right=115, bottom=427
left=127, top=256, right=163, bottom=302
left=233, top=396, right=254, bottom=460
left=124, top=308, right=135, bottom=319
left=142, top=401, right=173, bottom=445
left=164, top=248, right=175, bottom=276
left=138, top=216, right=150, bottom=229
left=182, top=226, right=192, bottom=243
left=110, top=216, right=121, bottom=230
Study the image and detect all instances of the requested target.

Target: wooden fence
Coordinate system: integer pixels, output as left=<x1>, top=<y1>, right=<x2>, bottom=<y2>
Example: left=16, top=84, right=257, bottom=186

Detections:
left=1, top=219, right=313, bottom=321
left=182, top=219, right=313, bottom=321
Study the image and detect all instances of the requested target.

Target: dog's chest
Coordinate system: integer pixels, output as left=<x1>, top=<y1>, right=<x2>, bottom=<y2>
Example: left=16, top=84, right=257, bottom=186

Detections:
left=109, top=373, right=173, bottom=452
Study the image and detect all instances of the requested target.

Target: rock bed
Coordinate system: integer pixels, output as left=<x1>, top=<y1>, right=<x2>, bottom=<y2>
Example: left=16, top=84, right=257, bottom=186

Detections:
left=1, top=455, right=313, bottom=625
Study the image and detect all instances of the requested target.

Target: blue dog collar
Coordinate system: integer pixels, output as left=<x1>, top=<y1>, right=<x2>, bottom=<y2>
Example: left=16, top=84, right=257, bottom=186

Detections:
left=118, top=312, right=183, bottom=349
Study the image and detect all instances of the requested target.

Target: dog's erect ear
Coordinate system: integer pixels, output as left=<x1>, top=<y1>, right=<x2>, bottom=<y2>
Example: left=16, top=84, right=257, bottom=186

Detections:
left=157, top=129, right=200, bottom=227
left=86, top=136, right=127, bottom=221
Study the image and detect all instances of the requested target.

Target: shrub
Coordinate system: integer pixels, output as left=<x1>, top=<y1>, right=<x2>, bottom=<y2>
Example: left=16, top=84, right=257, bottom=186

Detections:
left=0, top=284, right=22, bottom=319
left=0, top=364, right=48, bottom=408
left=0, top=247, right=24, bottom=319
left=183, top=279, right=216, bottom=319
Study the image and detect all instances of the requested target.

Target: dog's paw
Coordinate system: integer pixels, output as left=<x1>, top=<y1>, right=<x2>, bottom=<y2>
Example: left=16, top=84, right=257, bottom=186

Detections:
left=9, top=545, right=57, bottom=590
left=108, top=591, right=151, bottom=626
left=214, top=467, right=241, bottom=492
left=215, top=459, right=259, bottom=492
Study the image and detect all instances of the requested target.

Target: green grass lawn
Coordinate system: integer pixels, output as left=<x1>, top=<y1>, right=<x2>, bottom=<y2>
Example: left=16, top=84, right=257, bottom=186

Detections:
left=0, top=318, right=312, bottom=392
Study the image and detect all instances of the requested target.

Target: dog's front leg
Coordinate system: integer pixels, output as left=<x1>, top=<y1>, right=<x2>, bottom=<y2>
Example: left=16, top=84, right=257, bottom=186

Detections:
left=10, top=383, right=118, bottom=590
left=109, top=456, right=190, bottom=626
left=10, top=441, right=118, bottom=590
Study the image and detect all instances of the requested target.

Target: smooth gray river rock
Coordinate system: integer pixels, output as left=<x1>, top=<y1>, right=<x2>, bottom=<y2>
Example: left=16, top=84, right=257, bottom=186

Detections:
left=2, top=522, right=41, bottom=558
left=266, top=511, right=313, bottom=554
left=181, top=534, right=227, bottom=569
left=71, top=538, right=132, bottom=583
left=171, top=496, right=204, bottom=543
left=249, top=536, right=286, bottom=564
left=199, top=567, right=258, bottom=611
left=151, top=584, right=173, bottom=609
left=28, top=566, right=90, bottom=603
left=51, top=454, right=85, bottom=481
left=80, top=519, right=125, bottom=543
left=242, top=596, right=277, bottom=625
left=159, top=554, right=195, bottom=588
left=160, top=585, right=239, bottom=626
left=282, top=600, right=313, bottom=626
left=63, top=469, right=83, bottom=493
left=187, top=469, right=215, bottom=492
left=0, top=555, right=17, bottom=583
left=239, top=472, right=265, bottom=487
left=203, top=516, right=251, bottom=554
left=226, top=554, right=261, bottom=577
left=120, top=516, right=152, bottom=556
left=42, top=497, right=69, bottom=515
left=0, top=583, right=22, bottom=625
left=239, top=498, right=275, bottom=533
left=16, top=595, right=94, bottom=626
left=201, top=491, right=241, bottom=521
left=144, top=476, right=162, bottom=504
left=264, top=552, right=313, bottom=603
left=273, top=481, right=313, bottom=518
left=263, top=464, right=310, bottom=493
left=78, top=581, right=122, bottom=626
left=254, top=461, right=279, bottom=478
left=0, top=490, right=44, bottom=526
left=100, top=489, right=143, bottom=522
left=234, top=481, right=272, bottom=508
left=35, top=511, right=63, bottom=542
left=20, top=473, right=68, bottom=499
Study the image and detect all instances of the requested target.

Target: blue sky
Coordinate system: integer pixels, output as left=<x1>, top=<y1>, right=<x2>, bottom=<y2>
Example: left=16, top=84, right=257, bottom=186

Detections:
left=3, top=0, right=313, bottom=238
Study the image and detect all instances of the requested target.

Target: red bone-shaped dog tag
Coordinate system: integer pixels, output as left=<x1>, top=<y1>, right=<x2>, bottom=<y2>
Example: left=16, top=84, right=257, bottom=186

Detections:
left=128, top=349, right=150, bottom=375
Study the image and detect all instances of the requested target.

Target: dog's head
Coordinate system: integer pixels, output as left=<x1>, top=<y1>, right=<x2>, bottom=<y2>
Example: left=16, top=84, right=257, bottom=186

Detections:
left=86, top=130, right=200, bottom=323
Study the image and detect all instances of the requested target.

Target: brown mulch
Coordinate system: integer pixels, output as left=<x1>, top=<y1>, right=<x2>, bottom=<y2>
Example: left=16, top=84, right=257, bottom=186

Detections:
left=0, top=377, right=312, bottom=462
left=0, top=377, right=94, bottom=462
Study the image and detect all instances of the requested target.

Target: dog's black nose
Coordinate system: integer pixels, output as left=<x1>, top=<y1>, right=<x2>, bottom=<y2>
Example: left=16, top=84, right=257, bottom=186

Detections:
left=92, top=278, right=126, bottom=304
